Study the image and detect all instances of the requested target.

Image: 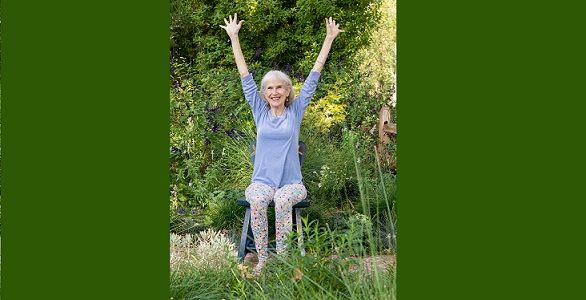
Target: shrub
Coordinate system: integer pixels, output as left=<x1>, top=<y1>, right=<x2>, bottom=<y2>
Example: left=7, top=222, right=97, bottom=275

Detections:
left=169, top=0, right=385, bottom=214
left=170, top=217, right=396, bottom=300
left=170, top=229, right=238, bottom=271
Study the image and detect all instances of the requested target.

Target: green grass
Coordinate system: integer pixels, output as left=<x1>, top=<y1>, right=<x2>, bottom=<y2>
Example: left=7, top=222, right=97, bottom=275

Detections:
left=170, top=138, right=397, bottom=299
left=170, top=223, right=396, bottom=300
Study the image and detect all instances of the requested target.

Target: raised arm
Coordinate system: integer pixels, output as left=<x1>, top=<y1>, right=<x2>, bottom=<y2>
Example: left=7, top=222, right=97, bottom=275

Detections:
left=220, top=13, right=249, bottom=77
left=312, top=17, right=344, bottom=73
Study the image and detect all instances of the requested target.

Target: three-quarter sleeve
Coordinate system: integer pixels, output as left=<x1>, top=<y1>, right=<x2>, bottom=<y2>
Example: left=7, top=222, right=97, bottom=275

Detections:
left=240, top=74, right=267, bottom=123
left=292, top=71, right=321, bottom=119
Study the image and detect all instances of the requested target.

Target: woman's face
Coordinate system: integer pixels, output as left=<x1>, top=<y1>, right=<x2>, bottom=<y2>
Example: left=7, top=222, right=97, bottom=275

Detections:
left=263, top=79, right=290, bottom=109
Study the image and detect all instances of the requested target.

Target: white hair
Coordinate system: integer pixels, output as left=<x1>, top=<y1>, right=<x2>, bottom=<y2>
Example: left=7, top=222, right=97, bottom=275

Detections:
left=260, top=70, right=296, bottom=107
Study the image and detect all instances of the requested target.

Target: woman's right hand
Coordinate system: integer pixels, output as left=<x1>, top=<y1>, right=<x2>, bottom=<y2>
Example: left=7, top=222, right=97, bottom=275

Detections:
left=221, top=13, right=249, bottom=77
left=220, top=13, right=244, bottom=38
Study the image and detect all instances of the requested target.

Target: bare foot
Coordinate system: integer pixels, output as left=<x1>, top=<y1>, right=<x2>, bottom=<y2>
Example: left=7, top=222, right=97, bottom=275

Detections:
left=251, top=261, right=266, bottom=277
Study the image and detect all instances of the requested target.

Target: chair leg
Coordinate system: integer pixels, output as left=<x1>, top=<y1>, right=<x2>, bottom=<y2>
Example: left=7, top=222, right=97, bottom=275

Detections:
left=246, top=215, right=255, bottom=250
left=238, top=208, right=251, bottom=262
left=295, top=208, right=305, bottom=256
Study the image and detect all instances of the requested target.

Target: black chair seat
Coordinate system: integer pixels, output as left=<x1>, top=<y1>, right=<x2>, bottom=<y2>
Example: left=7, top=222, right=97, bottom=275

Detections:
left=237, top=197, right=311, bottom=208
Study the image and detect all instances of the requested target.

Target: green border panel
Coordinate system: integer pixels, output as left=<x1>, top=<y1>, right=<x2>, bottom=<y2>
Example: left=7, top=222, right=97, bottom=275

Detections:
left=2, top=1, right=169, bottom=298
left=398, top=1, right=586, bottom=299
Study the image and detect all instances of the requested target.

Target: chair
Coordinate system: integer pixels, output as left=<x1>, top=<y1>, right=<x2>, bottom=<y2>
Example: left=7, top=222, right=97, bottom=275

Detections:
left=237, top=141, right=310, bottom=261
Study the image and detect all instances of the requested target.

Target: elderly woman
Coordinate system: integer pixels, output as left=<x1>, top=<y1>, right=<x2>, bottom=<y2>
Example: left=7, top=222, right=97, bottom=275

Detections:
left=221, top=13, right=343, bottom=274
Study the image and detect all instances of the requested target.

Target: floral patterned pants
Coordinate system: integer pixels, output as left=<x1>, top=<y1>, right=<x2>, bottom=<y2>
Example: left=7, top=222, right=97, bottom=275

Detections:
left=245, top=182, right=307, bottom=264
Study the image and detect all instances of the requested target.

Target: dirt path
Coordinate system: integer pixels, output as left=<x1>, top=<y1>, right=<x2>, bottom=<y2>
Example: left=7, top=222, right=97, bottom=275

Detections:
left=243, top=252, right=396, bottom=272
left=354, top=254, right=396, bottom=273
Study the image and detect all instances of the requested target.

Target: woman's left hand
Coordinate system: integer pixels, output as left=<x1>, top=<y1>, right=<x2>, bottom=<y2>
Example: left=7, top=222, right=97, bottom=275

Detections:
left=325, top=17, right=344, bottom=40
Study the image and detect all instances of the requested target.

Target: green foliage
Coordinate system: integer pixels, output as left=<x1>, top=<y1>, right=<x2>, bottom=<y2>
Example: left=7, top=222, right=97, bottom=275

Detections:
left=203, top=188, right=245, bottom=231
left=169, top=0, right=399, bottom=287
left=169, top=0, right=398, bottom=256
left=305, top=86, right=347, bottom=133
left=300, top=129, right=358, bottom=209
left=171, top=0, right=381, bottom=73
left=170, top=63, right=254, bottom=210
left=170, top=216, right=396, bottom=299
left=170, top=0, right=386, bottom=213
left=356, top=0, right=396, bottom=106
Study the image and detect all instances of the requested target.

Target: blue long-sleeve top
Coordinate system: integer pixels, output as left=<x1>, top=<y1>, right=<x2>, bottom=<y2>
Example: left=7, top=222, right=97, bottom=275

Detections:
left=240, top=71, right=321, bottom=188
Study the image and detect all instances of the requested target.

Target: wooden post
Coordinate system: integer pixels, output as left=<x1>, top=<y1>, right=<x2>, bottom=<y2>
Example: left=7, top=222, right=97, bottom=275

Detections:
left=377, top=106, right=397, bottom=171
